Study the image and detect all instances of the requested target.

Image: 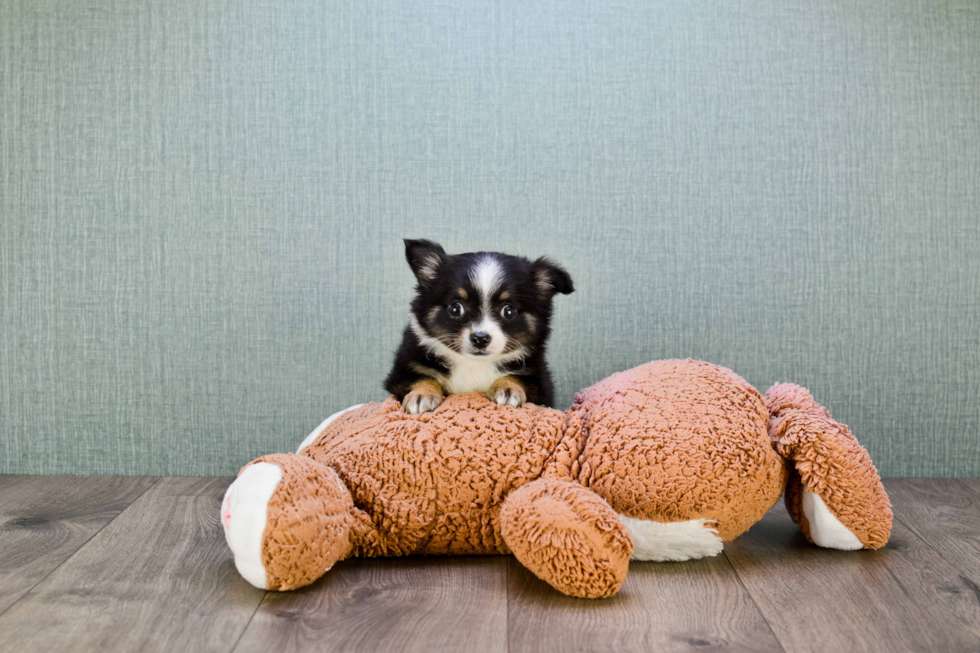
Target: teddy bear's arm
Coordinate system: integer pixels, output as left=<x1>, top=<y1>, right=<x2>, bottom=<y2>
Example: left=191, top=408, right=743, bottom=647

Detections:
left=499, top=478, right=633, bottom=599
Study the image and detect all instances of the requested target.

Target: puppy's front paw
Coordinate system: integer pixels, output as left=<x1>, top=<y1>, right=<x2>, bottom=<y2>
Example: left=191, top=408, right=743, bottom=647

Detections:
left=488, top=377, right=526, bottom=408
left=402, top=380, right=445, bottom=414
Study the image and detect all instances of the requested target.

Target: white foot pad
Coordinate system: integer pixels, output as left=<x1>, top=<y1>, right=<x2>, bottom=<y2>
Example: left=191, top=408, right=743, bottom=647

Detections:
left=619, top=515, right=724, bottom=561
left=802, top=490, right=863, bottom=550
left=221, top=462, right=283, bottom=589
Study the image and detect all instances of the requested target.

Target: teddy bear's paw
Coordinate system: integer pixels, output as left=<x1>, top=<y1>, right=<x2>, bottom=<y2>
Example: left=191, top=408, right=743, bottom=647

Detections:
left=767, top=383, right=892, bottom=550
left=617, top=516, right=724, bottom=561
left=800, top=490, right=863, bottom=550
left=222, top=454, right=355, bottom=591
left=487, top=377, right=526, bottom=408
left=222, top=462, right=284, bottom=590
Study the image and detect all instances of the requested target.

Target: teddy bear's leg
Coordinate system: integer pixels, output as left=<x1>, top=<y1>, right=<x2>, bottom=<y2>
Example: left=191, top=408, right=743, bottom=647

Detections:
left=766, top=383, right=892, bottom=550
left=221, top=453, right=355, bottom=590
left=499, top=478, right=633, bottom=599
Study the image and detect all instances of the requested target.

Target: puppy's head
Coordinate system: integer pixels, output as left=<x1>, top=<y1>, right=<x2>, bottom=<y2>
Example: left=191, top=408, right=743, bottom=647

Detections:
left=404, top=239, right=573, bottom=361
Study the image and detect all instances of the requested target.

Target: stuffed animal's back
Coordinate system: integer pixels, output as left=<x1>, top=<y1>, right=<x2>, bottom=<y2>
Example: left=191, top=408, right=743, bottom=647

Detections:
left=301, top=394, right=566, bottom=555
left=558, top=359, right=788, bottom=541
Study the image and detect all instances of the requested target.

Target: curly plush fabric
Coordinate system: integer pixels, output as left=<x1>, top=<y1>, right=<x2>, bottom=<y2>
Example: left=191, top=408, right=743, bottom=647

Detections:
left=301, top=393, right=567, bottom=556
left=554, top=359, right=788, bottom=541
left=500, top=478, right=632, bottom=598
left=766, top=383, right=892, bottom=549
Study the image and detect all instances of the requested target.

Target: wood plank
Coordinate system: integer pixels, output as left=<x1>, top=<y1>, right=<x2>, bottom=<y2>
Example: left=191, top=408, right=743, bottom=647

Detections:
left=233, top=556, right=508, bottom=653
left=885, top=479, right=980, bottom=585
left=0, top=474, right=157, bottom=615
left=724, top=502, right=980, bottom=652
left=0, top=477, right=265, bottom=653
left=507, top=554, right=783, bottom=653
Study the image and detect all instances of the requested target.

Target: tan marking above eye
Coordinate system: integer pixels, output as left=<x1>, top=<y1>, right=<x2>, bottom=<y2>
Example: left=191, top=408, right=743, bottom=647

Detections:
left=498, top=290, right=511, bottom=301
left=456, top=288, right=468, bottom=299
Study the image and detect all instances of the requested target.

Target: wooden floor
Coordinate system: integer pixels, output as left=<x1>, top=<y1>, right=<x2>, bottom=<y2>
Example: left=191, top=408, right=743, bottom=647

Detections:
left=1, top=477, right=979, bottom=652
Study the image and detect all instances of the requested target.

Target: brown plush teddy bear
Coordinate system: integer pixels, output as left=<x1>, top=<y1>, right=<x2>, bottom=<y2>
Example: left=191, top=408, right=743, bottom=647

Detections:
left=221, top=359, right=891, bottom=599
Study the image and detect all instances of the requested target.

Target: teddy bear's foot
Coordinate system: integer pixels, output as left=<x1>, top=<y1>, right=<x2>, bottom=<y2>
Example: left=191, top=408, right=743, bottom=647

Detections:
left=766, top=383, right=892, bottom=550
left=617, top=516, right=723, bottom=561
left=798, top=485, right=863, bottom=550
left=222, top=453, right=355, bottom=590
left=499, top=479, right=633, bottom=599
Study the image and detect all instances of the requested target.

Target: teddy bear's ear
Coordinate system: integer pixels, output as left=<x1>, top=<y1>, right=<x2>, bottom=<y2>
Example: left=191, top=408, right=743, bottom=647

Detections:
left=404, top=239, right=448, bottom=284
left=531, top=257, right=574, bottom=298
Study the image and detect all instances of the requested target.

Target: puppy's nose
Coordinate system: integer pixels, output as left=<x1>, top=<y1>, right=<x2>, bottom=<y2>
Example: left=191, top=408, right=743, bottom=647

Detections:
left=470, top=332, right=492, bottom=349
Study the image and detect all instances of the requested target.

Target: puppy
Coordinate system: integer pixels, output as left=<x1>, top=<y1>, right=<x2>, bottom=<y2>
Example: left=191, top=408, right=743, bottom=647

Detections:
left=384, top=239, right=574, bottom=414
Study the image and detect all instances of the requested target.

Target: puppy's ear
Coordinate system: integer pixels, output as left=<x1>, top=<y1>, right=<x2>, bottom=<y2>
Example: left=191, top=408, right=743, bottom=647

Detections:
left=404, top=239, right=448, bottom=284
left=531, top=257, right=574, bottom=298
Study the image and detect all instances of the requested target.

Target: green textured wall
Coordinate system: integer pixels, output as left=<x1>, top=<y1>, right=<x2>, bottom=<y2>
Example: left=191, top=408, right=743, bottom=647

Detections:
left=1, top=0, right=978, bottom=477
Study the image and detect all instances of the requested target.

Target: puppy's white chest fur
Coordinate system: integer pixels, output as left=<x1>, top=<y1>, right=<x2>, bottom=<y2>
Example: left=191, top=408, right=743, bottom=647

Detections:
left=444, top=358, right=505, bottom=394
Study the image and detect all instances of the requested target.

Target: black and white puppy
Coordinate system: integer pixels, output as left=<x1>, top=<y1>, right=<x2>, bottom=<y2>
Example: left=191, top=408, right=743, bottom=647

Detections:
left=384, top=239, right=574, bottom=414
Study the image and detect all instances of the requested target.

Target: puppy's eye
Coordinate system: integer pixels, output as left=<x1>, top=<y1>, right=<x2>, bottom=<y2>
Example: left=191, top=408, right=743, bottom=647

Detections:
left=448, top=302, right=465, bottom=318
left=500, top=304, right=517, bottom=320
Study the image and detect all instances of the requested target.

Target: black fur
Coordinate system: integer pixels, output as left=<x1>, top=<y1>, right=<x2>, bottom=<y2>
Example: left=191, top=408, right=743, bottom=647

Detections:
left=384, top=239, right=573, bottom=409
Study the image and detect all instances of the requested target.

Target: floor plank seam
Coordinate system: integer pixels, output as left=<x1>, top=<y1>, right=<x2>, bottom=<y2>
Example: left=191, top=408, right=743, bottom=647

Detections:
left=888, top=510, right=976, bottom=585
left=0, top=476, right=163, bottom=622
left=228, top=590, right=270, bottom=653
left=721, top=549, right=788, bottom=653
